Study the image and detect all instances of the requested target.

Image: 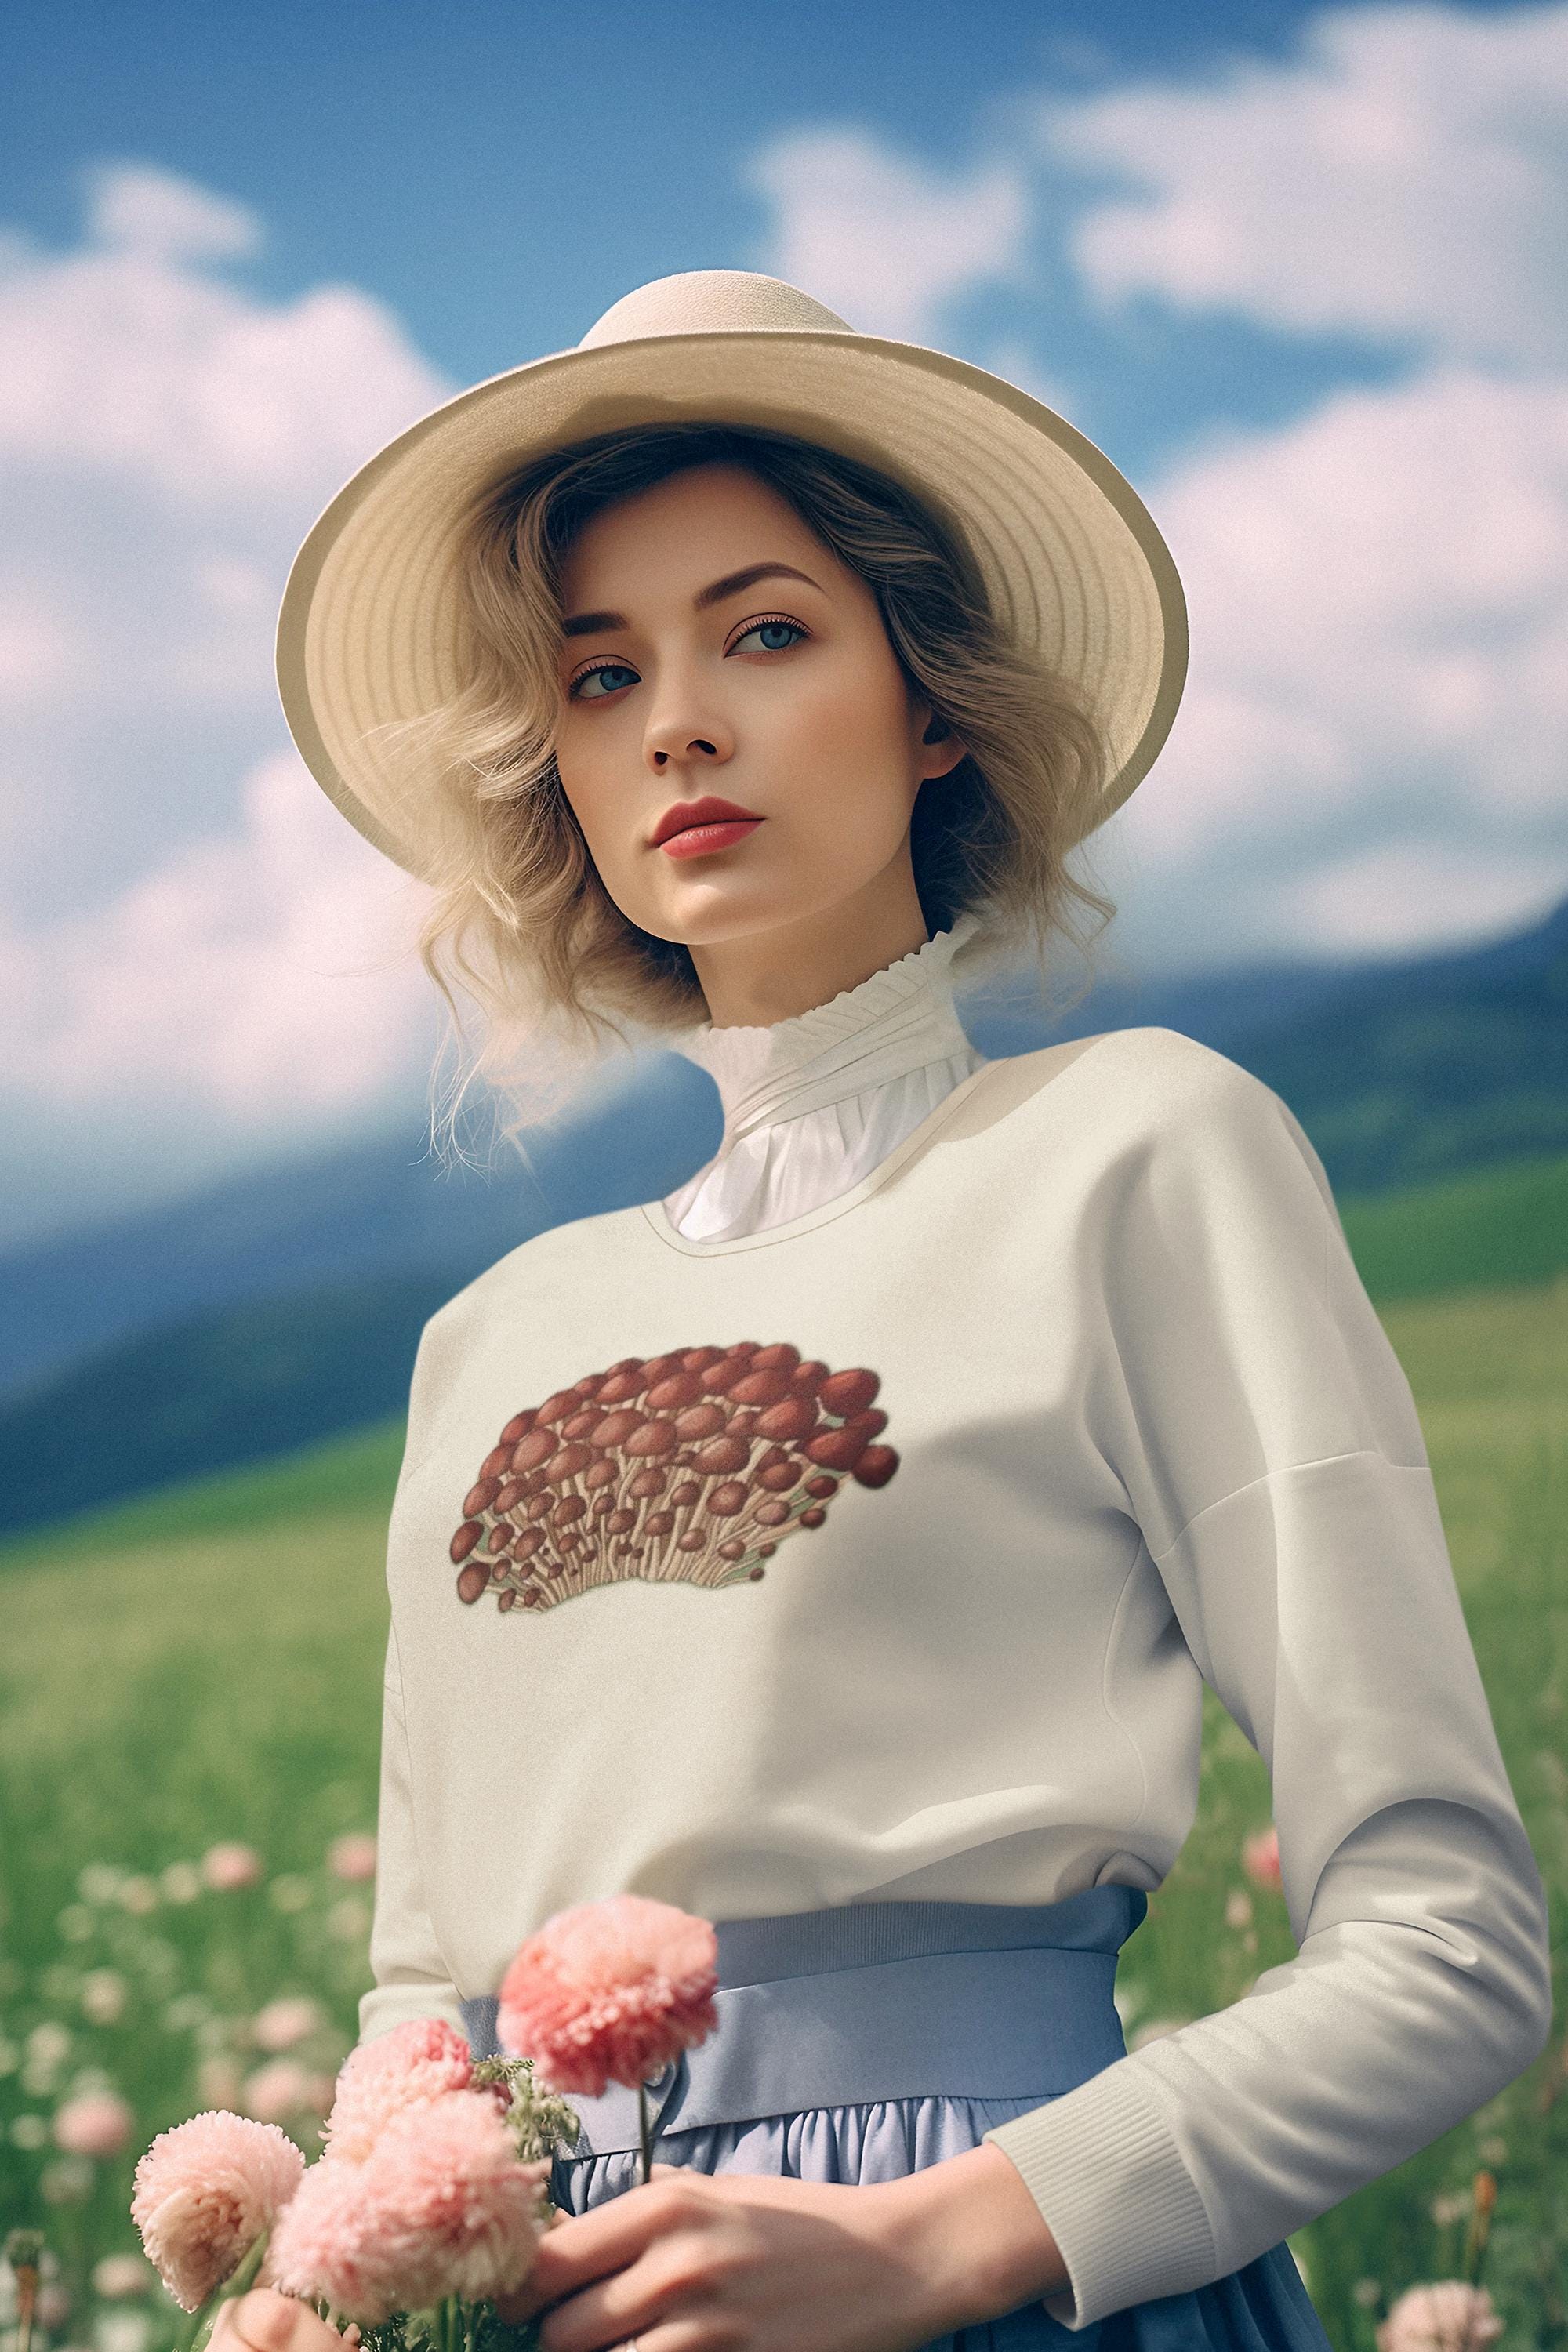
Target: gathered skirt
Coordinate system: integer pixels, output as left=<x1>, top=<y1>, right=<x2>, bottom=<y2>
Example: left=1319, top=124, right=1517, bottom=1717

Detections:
left=462, top=1889, right=1331, bottom=2352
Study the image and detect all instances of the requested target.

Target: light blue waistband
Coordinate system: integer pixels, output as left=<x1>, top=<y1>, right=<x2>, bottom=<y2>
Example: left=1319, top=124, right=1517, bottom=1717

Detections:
left=461, top=1886, right=1145, bottom=2158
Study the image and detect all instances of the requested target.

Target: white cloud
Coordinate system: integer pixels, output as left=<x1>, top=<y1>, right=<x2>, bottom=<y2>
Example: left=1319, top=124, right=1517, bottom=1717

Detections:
left=0, top=165, right=448, bottom=504
left=1281, top=836, right=1560, bottom=953
left=0, top=587, right=79, bottom=695
left=1040, top=0, right=1568, bottom=364
left=746, top=126, right=1033, bottom=341
left=86, top=159, right=263, bottom=264
left=1113, top=361, right=1568, bottom=945
left=0, top=750, right=436, bottom=1123
left=0, top=163, right=462, bottom=1232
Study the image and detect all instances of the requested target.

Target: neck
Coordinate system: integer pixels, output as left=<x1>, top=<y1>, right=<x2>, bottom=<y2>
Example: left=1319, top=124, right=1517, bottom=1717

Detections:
left=684, top=872, right=931, bottom=1030
left=669, top=910, right=987, bottom=1145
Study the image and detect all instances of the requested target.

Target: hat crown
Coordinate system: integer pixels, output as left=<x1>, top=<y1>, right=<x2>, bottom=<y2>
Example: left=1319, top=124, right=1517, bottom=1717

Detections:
left=577, top=268, right=855, bottom=352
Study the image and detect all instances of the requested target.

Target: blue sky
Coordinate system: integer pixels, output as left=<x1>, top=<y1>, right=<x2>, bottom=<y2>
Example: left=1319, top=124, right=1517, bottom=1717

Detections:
left=2, top=0, right=1428, bottom=470
left=1, top=0, right=1566, bottom=1245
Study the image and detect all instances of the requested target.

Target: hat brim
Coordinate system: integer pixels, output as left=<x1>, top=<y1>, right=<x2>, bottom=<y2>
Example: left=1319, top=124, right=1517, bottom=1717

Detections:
left=275, top=328, right=1188, bottom=880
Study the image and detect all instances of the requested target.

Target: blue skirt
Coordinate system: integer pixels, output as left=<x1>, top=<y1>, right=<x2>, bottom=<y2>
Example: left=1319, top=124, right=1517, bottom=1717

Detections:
left=462, top=1889, right=1330, bottom=2351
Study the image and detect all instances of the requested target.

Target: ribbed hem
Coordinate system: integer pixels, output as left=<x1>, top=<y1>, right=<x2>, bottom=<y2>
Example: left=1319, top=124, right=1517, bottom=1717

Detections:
left=982, top=2058, right=1218, bottom=2329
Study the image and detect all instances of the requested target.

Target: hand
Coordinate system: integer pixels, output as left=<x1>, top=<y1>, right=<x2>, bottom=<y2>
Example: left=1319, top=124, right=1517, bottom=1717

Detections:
left=210, top=2292, right=357, bottom=2352
left=496, top=2146, right=1069, bottom=2352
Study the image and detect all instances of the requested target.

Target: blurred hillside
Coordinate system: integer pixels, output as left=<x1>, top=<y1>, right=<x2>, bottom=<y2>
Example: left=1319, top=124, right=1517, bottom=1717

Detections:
left=1, top=891, right=1563, bottom=1542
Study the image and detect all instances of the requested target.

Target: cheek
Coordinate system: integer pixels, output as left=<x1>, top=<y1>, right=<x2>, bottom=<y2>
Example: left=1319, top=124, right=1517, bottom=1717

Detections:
left=775, top=659, right=912, bottom=807
left=553, top=735, right=660, bottom=924
left=555, top=739, right=620, bottom=857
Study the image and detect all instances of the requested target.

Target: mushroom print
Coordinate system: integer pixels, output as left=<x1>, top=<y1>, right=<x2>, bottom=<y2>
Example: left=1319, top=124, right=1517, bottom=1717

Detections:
left=449, top=1342, right=898, bottom=1613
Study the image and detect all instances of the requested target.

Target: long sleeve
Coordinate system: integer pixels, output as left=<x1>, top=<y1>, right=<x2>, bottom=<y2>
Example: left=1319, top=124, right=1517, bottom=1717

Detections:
left=359, top=1624, right=468, bottom=2045
left=982, top=1047, right=1553, bottom=2327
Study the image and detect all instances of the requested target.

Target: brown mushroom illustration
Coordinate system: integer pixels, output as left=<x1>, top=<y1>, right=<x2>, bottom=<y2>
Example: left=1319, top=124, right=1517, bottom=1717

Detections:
left=448, top=1342, right=898, bottom=1613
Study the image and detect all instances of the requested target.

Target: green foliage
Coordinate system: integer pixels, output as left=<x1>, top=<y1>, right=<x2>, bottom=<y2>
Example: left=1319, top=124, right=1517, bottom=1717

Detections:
left=0, top=1280, right=1563, bottom=2347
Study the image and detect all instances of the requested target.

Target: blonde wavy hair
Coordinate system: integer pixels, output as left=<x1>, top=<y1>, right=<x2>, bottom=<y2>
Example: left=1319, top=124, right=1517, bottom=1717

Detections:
left=377, top=419, right=1118, bottom=1167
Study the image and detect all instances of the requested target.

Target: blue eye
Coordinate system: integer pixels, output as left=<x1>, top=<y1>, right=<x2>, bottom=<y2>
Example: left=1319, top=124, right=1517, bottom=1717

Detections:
left=734, top=618, right=806, bottom=654
left=572, top=661, right=638, bottom=701
left=566, top=617, right=806, bottom=701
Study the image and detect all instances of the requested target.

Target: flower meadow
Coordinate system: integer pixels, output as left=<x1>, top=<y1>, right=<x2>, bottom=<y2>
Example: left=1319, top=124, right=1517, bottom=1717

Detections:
left=1, top=1831, right=388, bottom=2352
left=1, top=1283, right=1564, bottom=2350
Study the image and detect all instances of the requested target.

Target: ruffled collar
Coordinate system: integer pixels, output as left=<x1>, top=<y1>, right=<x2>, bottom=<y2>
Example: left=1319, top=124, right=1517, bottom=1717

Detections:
left=668, top=909, right=987, bottom=1142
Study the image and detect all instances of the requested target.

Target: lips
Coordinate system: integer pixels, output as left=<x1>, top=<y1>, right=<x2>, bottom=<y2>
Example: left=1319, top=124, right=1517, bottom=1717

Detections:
left=651, top=795, right=764, bottom=848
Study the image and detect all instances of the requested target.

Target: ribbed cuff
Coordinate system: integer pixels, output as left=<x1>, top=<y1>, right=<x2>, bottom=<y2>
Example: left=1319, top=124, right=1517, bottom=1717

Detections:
left=982, top=2059, right=1218, bottom=2329
left=358, top=1982, right=470, bottom=2047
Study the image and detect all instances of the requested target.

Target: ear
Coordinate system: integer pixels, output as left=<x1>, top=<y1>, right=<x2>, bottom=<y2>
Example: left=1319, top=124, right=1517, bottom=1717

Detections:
left=916, top=702, right=969, bottom=782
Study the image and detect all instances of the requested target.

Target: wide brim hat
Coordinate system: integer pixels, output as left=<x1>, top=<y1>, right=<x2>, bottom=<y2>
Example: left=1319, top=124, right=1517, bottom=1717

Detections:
left=276, top=269, right=1188, bottom=882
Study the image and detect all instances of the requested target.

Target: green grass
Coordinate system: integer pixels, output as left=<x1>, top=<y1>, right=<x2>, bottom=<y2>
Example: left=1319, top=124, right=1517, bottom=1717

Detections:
left=1338, top=1152, right=1568, bottom=1301
left=0, top=1417, right=409, bottom=1574
left=1, top=1276, right=1564, bottom=2349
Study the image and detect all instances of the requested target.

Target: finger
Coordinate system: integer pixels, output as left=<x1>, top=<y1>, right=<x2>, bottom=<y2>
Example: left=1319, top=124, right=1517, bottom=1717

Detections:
left=224, top=2292, right=325, bottom=2352
left=494, top=2176, right=677, bottom=2319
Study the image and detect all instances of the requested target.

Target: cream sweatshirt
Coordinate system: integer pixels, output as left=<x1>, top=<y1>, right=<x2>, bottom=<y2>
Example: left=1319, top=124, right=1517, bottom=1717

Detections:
left=363, top=956, right=1552, bottom=2331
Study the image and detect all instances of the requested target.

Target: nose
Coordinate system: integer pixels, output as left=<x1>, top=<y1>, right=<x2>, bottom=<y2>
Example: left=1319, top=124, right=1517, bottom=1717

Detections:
left=642, top=667, right=734, bottom=771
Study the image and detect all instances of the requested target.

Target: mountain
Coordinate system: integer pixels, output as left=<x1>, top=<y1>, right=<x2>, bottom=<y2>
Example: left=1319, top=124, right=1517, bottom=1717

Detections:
left=5, top=894, right=1565, bottom=1410
left=0, top=1058, right=724, bottom=1401
left=3, top=1143, right=1563, bottom=1553
left=991, top=894, right=1568, bottom=1197
left=1, top=892, right=1564, bottom=1542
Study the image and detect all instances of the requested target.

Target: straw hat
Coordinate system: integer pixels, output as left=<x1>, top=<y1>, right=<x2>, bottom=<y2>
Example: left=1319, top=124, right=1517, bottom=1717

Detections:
left=275, top=268, right=1188, bottom=882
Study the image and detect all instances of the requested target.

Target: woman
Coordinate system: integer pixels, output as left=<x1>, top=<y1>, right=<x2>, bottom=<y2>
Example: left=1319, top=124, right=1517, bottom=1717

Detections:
left=234, top=271, right=1551, bottom=2352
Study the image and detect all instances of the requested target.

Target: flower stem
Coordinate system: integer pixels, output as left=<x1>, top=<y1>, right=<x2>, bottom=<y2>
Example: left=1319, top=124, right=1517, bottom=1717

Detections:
left=185, top=2230, right=270, bottom=2352
left=5, top=2231, right=43, bottom=2352
left=638, top=2080, right=652, bottom=2187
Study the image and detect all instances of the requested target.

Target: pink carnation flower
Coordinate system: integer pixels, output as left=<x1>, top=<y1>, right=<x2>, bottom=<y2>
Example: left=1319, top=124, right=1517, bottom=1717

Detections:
left=242, top=2062, right=336, bottom=2125
left=92, top=2254, right=154, bottom=2299
left=1242, top=1825, right=1283, bottom=1893
left=268, top=2091, right=548, bottom=2324
left=53, top=2090, right=135, bottom=2158
left=132, top=2111, right=304, bottom=2311
left=202, top=1844, right=263, bottom=1892
left=328, top=1834, right=378, bottom=1882
left=251, top=1998, right=324, bottom=2053
left=497, top=1893, right=719, bottom=2096
left=320, top=2017, right=475, bottom=2164
left=1377, top=2282, right=1505, bottom=2352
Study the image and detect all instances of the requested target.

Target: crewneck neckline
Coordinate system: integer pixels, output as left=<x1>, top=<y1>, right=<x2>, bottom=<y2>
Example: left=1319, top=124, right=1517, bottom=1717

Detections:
left=640, top=1053, right=1006, bottom=1256
left=667, top=909, right=987, bottom=1144
left=641, top=1027, right=1121, bottom=1257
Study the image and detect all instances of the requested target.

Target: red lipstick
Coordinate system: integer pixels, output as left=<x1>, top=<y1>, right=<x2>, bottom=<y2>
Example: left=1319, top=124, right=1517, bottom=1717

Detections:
left=651, top=795, right=764, bottom=857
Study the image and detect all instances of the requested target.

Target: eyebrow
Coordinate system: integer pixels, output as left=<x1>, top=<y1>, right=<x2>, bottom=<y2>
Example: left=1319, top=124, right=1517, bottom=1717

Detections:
left=561, top=561, right=824, bottom=640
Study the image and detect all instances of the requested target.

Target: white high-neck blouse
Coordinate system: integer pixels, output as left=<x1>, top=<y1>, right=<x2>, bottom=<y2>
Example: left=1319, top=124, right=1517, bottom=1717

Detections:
left=660, top=911, right=992, bottom=1243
